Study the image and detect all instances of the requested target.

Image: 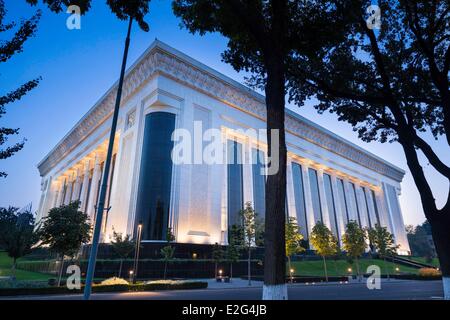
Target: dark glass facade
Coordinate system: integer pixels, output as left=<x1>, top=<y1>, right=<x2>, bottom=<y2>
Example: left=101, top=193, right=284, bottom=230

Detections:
left=324, top=173, right=339, bottom=241
left=308, top=168, right=323, bottom=224
left=84, top=168, right=93, bottom=213
left=135, top=112, right=175, bottom=240
left=371, top=189, right=381, bottom=225
left=350, top=183, right=362, bottom=226
left=337, top=178, right=350, bottom=223
left=252, top=148, right=265, bottom=219
left=292, top=163, right=308, bottom=238
left=362, top=187, right=373, bottom=228
left=227, top=140, right=243, bottom=228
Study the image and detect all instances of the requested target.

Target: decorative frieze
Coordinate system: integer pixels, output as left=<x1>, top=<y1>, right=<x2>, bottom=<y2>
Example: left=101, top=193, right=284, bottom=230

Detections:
left=37, top=41, right=404, bottom=182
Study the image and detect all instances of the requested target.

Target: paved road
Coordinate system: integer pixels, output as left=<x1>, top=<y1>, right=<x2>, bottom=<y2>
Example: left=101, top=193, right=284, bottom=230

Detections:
left=2, top=280, right=444, bottom=300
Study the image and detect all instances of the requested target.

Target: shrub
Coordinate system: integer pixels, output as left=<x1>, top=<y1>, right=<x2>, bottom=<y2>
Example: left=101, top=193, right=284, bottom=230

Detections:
left=418, top=268, right=441, bottom=277
left=99, top=277, right=129, bottom=286
left=0, top=280, right=49, bottom=289
left=132, top=280, right=208, bottom=291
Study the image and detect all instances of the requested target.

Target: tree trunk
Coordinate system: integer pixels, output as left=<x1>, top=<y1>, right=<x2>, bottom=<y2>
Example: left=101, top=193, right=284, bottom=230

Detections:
left=323, top=256, right=328, bottom=282
left=333, top=259, right=339, bottom=277
left=288, top=256, right=292, bottom=283
left=384, top=257, right=390, bottom=281
left=428, top=213, right=450, bottom=300
left=355, top=257, right=361, bottom=282
left=11, top=258, right=17, bottom=282
left=262, top=57, right=288, bottom=300
left=57, top=255, right=65, bottom=287
left=230, top=263, right=233, bottom=282
left=164, top=260, right=168, bottom=280
left=399, top=138, right=450, bottom=300
left=248, top=248, right=252, bottom=286
left=118, top=259, right=123, bottom=278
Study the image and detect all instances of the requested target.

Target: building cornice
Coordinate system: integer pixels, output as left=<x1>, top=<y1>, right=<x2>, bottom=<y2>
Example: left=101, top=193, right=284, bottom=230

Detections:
left=37, top=40, right=405, bottom=182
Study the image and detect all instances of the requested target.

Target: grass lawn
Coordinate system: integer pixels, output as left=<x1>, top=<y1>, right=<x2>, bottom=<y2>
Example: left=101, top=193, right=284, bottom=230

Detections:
left=289, top=258, right=419, bottom=277
left=406, top=256, right=440, bottom=268
left=0, top=252, right=52, bottom=281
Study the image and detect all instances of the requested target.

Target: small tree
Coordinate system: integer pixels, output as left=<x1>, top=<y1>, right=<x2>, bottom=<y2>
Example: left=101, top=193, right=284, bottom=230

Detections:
left=39, top=201, right=91, bottom=286
left=212, top=242, right=224, bottom=279
left=240, top=202, right=258, bottom=286
left=110, top=230, right=135, bottom=278
left=160, top=228, right=175, bottom=280
left=285, top=217, right=305, bottom=282
left=310, top=221, right=338, bottom=282
left=226, top=225, right=243, bottom=282
left=342, top=221, right=367, bottom=281
left=368, top=224, right=399, bottom=280
left=0, top=207, right=39, bottom=280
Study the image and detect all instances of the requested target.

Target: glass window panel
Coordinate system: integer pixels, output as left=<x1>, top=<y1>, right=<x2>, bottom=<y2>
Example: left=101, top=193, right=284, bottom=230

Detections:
left=135, top=112, right=175, bottom=240
left=324, top=173, right=339, bottom=241
left=292, top=163, right=308, bottom=238
left=308, top=168, right=323, bottom=224
left=371, top=189, right=381, bottom=225
left=337, top=178, right=350, bottom=223
left=362, top=187, right=373, bottom=228
left=84, top=169, right=93, bottom=213
left=252, top=148, right=265, bottom=220
left=350, top=183, right=362, bottom=226
left=227, top=140, right=244, bottom=229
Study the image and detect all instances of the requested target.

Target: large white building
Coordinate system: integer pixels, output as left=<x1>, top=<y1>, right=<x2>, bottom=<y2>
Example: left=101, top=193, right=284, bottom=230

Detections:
left=36, top=41, right=410, bottom=254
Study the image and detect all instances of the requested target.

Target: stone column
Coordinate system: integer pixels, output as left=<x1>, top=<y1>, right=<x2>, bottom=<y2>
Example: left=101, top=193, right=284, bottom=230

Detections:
left=55, top=177, right=66, bottom=207
left=330, top=174, right=346, bottom=245
left=242, top=138, right=253, bottom=207
left=86, top=153, right=104, bottom=220
left=317, top=169, right=331, bottom=229
left=37, top=178, right=51, bottom=222
left=301, top=163, right=315, bottom=239
left=286, top=158, right=297, bottom=219
left=220, top=129, right=228, bottom=245
left=343, top=178, right=357, bottom=222
left=354, top=182, right=369, bottom=228
left=71, top=167, right=83, bottom=202
left=63, top=172, right=74, bottom=205
left=79, top=159, right=92, bottom=212
left=380, top=183, right=395, bottom=234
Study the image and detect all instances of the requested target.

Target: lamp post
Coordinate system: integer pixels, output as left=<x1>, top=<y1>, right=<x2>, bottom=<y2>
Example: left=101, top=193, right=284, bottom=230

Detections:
left=133, top=222, right=143, bottom=284
left=289, top=268, right=295, bottom=283
left=129, top=270, right=134, bottom=283
left=83, top=17, right=134, bottom=300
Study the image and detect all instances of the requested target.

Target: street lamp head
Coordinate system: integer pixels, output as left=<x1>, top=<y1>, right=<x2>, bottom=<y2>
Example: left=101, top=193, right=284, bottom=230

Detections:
left=290, top=269, right=294, bottom=274
left=129, top=270, right=134, bottom=275
left=347, top=267, right=352, bottom=273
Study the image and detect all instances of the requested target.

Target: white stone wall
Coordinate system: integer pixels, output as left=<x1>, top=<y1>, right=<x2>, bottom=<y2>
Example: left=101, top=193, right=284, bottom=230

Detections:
left=37, top=41, right=411, bottom=254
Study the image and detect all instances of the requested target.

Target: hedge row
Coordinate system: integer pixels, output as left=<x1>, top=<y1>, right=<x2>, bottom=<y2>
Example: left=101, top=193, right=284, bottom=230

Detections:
left=0, top=281, right=208, bottom=297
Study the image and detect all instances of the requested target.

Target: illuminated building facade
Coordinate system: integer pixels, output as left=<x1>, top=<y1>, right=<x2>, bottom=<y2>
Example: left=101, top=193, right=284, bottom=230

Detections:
left=36, top=41, right=410, bottom=254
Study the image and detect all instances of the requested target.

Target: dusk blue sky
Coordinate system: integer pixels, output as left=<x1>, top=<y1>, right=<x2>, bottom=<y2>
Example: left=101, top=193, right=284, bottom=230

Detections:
left=1, top=0, right=448, bottom=226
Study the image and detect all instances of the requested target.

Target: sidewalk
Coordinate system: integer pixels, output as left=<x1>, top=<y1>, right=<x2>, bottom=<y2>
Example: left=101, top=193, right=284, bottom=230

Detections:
left=201, top=278, right=264, bottom=289
left=200, top=277, right=419, bottom=290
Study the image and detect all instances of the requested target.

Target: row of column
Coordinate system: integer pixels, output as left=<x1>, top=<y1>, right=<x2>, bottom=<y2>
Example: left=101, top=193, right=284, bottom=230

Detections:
left=38, top=152, right=106, bottom=224
left=219, top=138, right=395, bottom=247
